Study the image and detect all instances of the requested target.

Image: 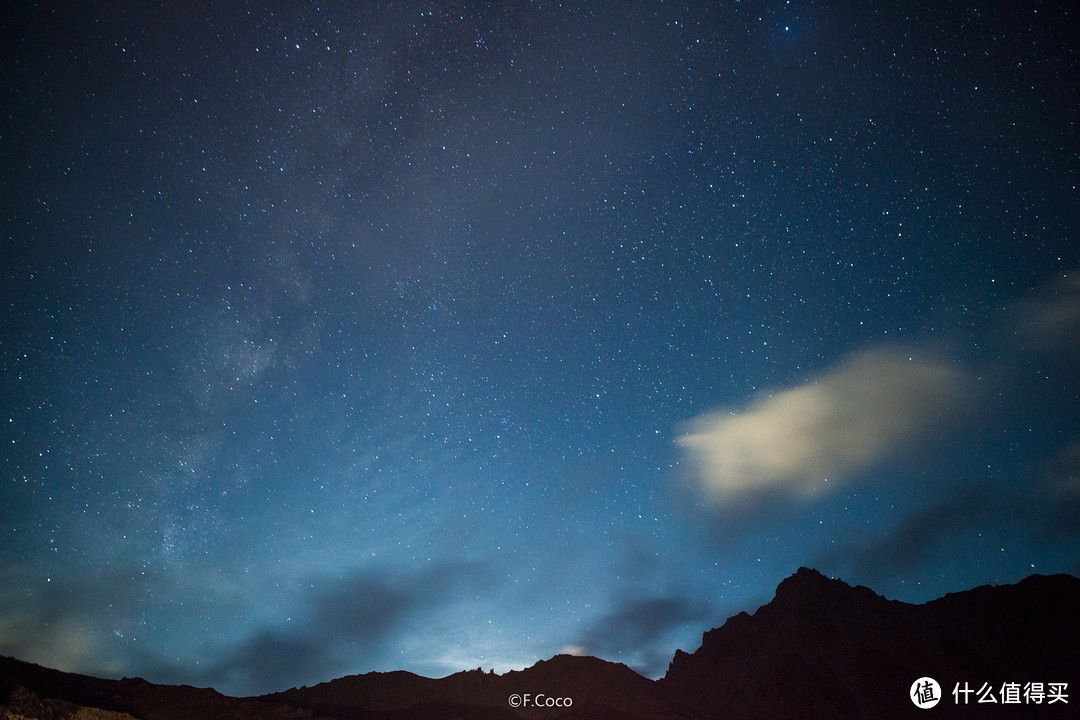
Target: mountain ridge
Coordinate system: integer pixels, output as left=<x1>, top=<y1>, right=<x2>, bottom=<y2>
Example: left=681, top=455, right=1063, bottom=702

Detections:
left=3, top=568, right=1078, bottom=719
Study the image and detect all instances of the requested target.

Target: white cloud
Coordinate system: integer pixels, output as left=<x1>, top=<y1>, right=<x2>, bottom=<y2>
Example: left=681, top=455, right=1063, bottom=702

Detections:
left=677, top=347, right=977, bottom=501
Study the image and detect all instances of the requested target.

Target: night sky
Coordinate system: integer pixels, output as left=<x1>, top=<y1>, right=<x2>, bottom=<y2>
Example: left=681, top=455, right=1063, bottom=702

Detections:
left=2, top=1, right=1078, bottom=698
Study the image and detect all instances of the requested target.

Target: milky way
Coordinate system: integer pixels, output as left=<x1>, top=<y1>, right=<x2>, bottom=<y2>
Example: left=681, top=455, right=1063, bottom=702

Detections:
left=2, top=1, right=1078, bottom=696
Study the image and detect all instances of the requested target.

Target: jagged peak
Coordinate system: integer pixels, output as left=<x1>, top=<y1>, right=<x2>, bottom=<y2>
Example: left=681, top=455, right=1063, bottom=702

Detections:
left=775, top=566, right=842, bottom=592
left=770, top=567, right=886, bottom=610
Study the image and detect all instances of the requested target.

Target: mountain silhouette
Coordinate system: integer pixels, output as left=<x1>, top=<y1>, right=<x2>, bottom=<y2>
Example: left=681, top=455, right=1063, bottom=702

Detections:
left=661, top=567, right=1080, bottom=718
left=3, top=567, right=1078, bottom=719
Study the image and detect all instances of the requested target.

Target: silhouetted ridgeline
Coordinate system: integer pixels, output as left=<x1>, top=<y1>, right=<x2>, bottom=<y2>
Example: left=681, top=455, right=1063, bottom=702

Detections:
left=3, top=568, right=1078, bottom=719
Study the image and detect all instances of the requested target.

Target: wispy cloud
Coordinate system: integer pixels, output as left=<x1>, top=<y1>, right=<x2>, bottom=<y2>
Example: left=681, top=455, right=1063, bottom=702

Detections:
left=0, top=559, right=492, bottom=696
left=817, top=439, right=1080, bottom=588
left=206, top=560, right=489, bottom=694
left=677, top=347, right=979, bottom=501
left=0, top=563, right=168, bottom=680
left=1012, top=272, right=1080, bottom=354
left=578, top=595, right=708, bottom=677
left=816, top=486, right=993, bottom=586
left=1032, top=438, right=1080, bottom=549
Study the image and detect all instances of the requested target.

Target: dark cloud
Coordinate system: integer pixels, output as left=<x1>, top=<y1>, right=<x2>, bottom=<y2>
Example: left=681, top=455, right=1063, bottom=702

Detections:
left=0, top=564, right=165, bottom=678
left=0, top=558, right=491, bottom=696
left=208, top=560, right=489, bottom=694
left=578, top=595, right=709, bottom=678
left=817, top=487, right=992, bottom=587
left=1011, top=272, right=1080, bottom=356
left=1031, top=440, right=1080, bottom=548
left=208, top=575, right=415, bottom=694
left=816, top=443, right=1080, bottom=589
left=212, top=629, right=335, bottom=696
left=310, top=571, right=417, bottom=642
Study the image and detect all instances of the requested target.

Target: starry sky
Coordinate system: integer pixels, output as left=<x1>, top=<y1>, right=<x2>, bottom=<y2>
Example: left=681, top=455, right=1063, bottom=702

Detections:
left=2, top=0, right=1078, bottom=698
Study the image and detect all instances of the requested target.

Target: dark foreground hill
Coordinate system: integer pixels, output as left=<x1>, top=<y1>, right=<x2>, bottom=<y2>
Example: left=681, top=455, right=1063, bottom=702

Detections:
left=3, top=568, right=1078, bottom=719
